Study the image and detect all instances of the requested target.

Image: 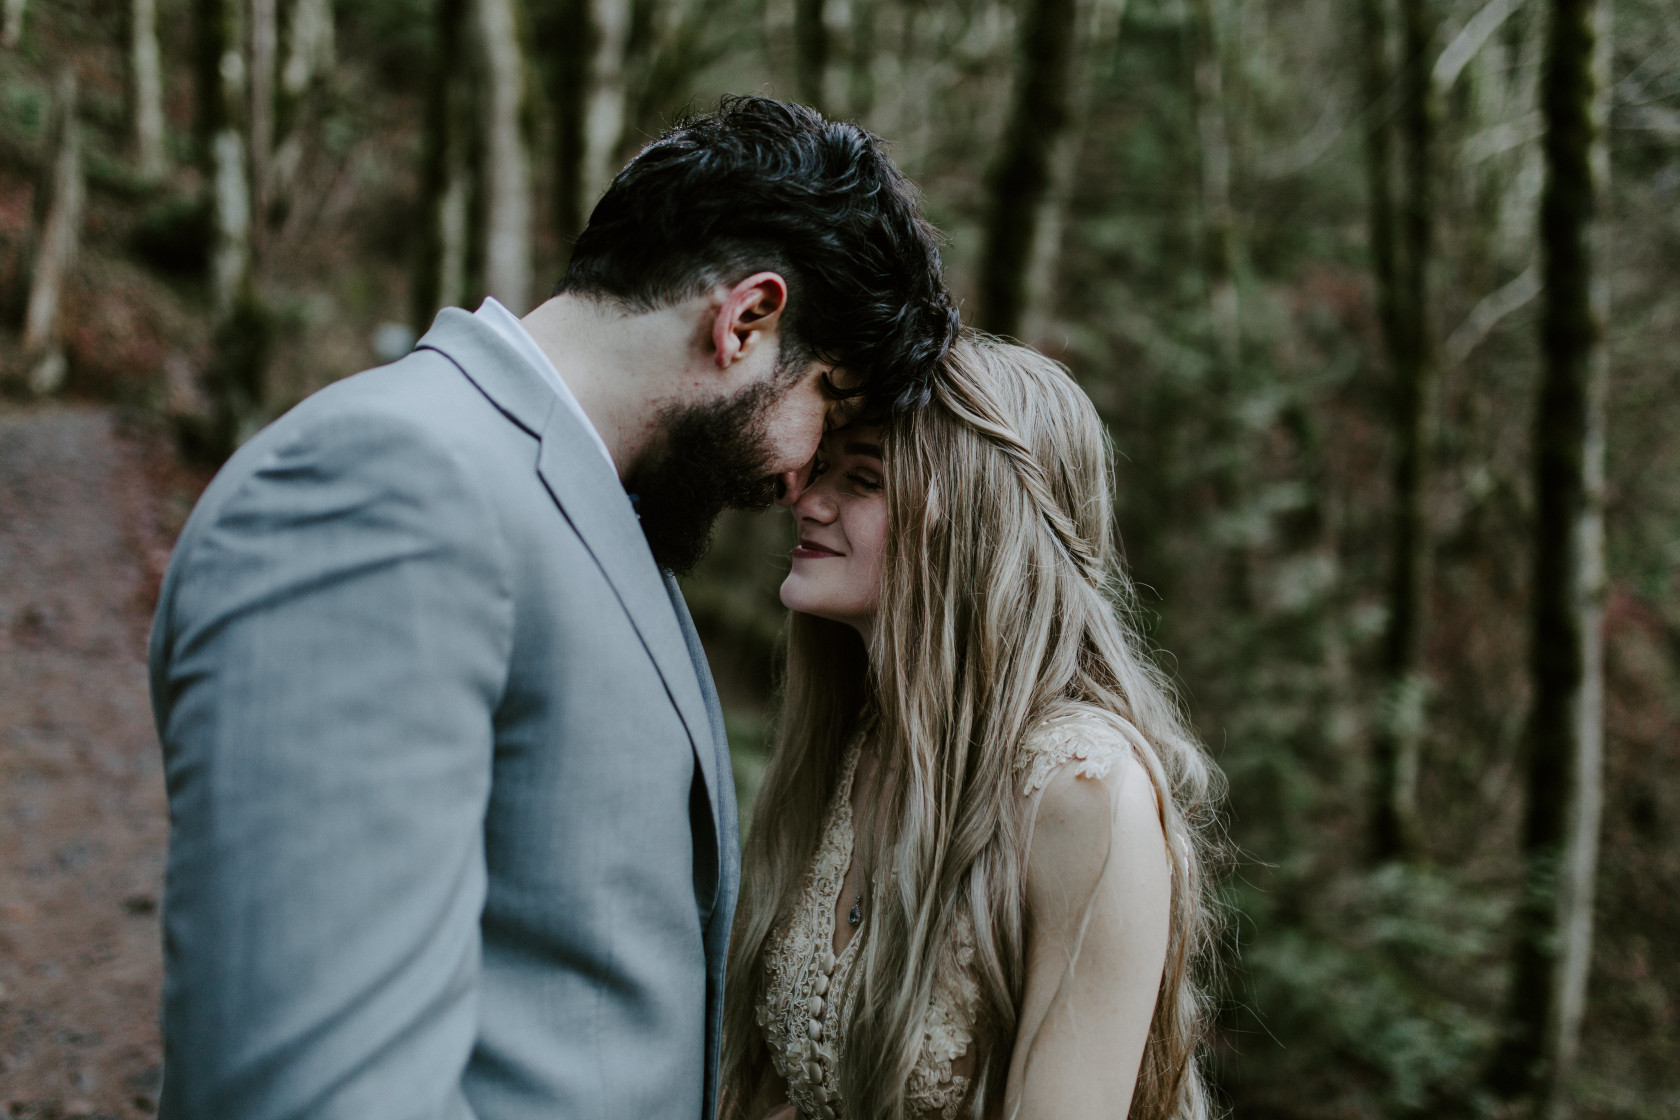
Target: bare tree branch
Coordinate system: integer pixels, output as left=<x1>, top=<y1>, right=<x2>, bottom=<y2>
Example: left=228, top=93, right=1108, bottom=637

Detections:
left=1442, top=264, right=1541, bottom=366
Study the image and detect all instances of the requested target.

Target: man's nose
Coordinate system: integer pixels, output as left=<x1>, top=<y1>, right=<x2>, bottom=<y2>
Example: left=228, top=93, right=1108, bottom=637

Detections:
left=775, top=457, right=816, bottom=508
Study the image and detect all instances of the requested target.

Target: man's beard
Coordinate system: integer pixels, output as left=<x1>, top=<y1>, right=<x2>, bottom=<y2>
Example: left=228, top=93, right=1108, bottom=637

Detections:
left=625, top=379, right=784, bottom=576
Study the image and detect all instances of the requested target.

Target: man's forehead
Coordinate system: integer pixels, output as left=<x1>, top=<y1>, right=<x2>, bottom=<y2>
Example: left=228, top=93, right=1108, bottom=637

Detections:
left=824, top=394, right=866, bottom=431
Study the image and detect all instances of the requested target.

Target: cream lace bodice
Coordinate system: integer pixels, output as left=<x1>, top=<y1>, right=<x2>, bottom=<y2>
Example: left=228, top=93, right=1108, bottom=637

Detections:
left=755, top=710, right=1136, bottom=1120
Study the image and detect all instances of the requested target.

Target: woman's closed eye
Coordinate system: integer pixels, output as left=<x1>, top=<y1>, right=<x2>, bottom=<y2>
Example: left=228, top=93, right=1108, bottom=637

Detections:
left=845, top=471, right=882, bottom=493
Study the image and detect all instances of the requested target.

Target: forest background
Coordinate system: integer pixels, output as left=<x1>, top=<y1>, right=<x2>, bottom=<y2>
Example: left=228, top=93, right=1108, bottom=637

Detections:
left=0, top=0, right=1675, bottom=1117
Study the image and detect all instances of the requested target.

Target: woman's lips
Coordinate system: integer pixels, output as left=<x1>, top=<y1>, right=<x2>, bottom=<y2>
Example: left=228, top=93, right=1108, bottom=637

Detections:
left=792, top=541, right=844, bottom=559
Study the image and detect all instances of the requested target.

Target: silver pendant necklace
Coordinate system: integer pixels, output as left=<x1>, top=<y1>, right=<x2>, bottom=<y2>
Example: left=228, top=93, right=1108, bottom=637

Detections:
left=848, top=892, right=863, bottom=927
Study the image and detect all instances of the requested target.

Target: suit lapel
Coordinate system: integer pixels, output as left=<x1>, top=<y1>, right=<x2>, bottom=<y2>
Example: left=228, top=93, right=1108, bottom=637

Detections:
left=532, top=417, right=720, bottom=826
left=415, top=308, right=722, bottom=843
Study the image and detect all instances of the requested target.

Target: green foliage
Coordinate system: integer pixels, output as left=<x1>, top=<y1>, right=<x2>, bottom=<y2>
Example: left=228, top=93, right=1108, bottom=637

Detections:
left=1225, top=865, right=1507, bottom=1117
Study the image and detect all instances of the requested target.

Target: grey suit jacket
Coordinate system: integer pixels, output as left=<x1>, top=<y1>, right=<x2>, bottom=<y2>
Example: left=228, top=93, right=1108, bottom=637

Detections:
left=148, top=308, right=740, bottom=1120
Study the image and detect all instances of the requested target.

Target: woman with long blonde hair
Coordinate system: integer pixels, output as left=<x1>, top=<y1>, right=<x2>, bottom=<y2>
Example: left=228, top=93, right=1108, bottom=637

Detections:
left=722, top=333, right=1223, bottom=1120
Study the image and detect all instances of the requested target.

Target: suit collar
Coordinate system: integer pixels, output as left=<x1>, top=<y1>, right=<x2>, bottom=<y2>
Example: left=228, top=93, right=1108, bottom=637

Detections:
left=417, top=306, right=724, bottom=842
left=416, top=306, right=556, bottom=439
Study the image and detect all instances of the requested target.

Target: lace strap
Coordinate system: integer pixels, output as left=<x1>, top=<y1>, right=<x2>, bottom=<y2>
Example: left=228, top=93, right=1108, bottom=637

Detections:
left=1014, top=710, right=1140, bottom=797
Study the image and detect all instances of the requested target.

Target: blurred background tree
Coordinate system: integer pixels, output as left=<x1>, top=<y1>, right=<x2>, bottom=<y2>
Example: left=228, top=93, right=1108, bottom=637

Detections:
left=1, top=0, right=1677, bottom=1116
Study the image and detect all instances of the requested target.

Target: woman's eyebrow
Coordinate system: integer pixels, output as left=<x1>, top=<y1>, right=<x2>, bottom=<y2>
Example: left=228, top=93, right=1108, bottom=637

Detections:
left=843, top=441, right=883, bottom=459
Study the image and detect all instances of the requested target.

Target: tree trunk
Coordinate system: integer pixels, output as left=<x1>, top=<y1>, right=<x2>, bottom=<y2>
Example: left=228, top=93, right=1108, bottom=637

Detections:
left=544, top=0, right=592, bottom=246
left=1020, top=0, right=1125, bottom=346
left=582, top=0, right=630, bottom=206
left=132, top=0, right=167, bottom=180
left=846, top=0, right=878, bottom=120
left=476, top=0, right=534, bottom=313
left=191, top=0, right=269, bottom=461
left=1488, top=0, right=1611, bottom=1114
left=415, top=0, right=471, bottom=330
left=794, top=0, right=829, bottom=113
left=1361, top=0, right=1401, bottom=355
left=281, top=0, right=334, bottom=97
left=1368, top=0, right=1437, bottom=863
left=618, top=0, right=713, bottom=162
left=1190, top=0, right=1238, bottom=372
left=1186, top=0, right=1254, bottom=609
left=204, top=0, right=252, bottom=321
left=615, top=0, right=664, bottom=161
left=21, top=69, right=83, bottom=396
left=2, top=0, right=25, bottom=49
left=249, top=0, right=278, bottom=252
left=977, top=0, right=1081, bottom=339
left=194, top=0, right=219, bottom=159
left=267, top=0, right=333, bottom=217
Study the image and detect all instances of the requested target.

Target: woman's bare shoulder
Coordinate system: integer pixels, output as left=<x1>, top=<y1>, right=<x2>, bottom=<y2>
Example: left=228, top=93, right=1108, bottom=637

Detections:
left=1019, top=709, right=1168, bottom=910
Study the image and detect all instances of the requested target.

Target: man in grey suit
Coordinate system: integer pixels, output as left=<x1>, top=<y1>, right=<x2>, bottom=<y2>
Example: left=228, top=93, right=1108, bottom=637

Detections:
left=148, top=98, right=958, bottom=1120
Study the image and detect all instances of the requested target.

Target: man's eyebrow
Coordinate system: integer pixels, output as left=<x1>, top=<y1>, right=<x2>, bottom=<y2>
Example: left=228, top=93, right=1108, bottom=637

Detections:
left=843, top=441, right=883, bottom=459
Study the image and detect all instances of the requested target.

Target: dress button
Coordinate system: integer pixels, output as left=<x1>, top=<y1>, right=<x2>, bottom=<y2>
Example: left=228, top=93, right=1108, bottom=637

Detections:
left=808, top=1019, right=824, bottom=1041
left=806, top=1060, right=823, bottom=1083
left=819, top=950, right=836, bottom=975
left=807, top=995, right=825, bottom=1018
left=813, top=974, right=829, bottom=996
left=820, top=1105, right=837, bottom=1120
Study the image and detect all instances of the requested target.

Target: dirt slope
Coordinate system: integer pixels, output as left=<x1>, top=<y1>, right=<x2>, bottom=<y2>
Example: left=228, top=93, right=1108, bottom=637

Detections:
left=0, top=406, right=169, bottom=1119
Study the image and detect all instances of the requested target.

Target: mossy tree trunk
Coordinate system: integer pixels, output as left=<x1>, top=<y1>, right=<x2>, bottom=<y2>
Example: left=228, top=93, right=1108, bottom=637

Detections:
left=21, top=69, right=83, bottom=396
left=794, top=0, right=829, bottom=113
left=1017, top=0, right=1125, bottom=345
left=618, top=0, right=715, bottom=162
left=544, top=0, right=628, bottom=249
left=2, top=0, right=25, bottom=48
left=541, top=0, right=590, bottom=247
left=582, top=0, right=630, bottom=207
left=1190, top=0, right=1237, bottom=373
left=131, top=0, right=167, bottom=180
left=1368, top=0, right=1438, bottom=863
left=476, top=0, right=535, bottom=313
left=845, top=0, right=877, bottom=120
left=203, top=0, right=250, bottom=321
left=977, top=0, right=1080, bottom=339
left=190, top=0, right=270, bottom=460
left=1488, top=0, right=1611, bottom=1113
left=249, top=0, right=277, bottom=254
left=281, top=0, right=334, bottom=98
left=415, top=0, right=472, bottom=330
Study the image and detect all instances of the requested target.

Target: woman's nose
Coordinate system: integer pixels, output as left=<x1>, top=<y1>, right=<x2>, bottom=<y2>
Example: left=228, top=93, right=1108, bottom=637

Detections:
left=793, top=484, right=838, bottom=523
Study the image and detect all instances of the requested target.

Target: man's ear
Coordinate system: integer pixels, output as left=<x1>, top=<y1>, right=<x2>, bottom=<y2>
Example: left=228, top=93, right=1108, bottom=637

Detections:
left=711, top=272, right=789, bottom=370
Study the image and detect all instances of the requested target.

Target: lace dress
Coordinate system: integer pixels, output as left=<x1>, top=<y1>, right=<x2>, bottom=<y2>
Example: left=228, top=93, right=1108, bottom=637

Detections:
left=755, top=709, right=1136, bottom=1120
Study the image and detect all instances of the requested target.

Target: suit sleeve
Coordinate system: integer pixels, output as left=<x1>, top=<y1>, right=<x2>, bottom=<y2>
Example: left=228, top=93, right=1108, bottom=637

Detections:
left=151, top=411, right=515, bottom=1120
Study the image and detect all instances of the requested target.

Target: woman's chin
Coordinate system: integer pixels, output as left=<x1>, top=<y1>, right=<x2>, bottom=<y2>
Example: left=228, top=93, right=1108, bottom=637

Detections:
left=781, top=581, right=836, bottom=623
left=780, top=578, right=819, bottom=616
left=778, top=575, right=801, bottom=613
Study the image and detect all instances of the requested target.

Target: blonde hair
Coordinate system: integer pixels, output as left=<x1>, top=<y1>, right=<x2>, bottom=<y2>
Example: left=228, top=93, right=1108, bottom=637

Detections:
left=722, top=333, right=1223, bottom=1120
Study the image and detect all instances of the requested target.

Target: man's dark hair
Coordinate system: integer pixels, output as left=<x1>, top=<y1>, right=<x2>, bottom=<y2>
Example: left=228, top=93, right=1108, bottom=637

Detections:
left=555, top=96, right=959, bottom=413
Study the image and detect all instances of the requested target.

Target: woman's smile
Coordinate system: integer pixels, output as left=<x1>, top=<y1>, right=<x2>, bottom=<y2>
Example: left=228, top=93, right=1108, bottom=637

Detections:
left=792, top=538, right=845, bottom=559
